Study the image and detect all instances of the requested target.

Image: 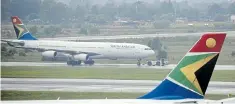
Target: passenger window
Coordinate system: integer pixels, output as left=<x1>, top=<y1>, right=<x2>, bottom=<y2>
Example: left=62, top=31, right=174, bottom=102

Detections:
left=144, top=48, right=151, bottom=50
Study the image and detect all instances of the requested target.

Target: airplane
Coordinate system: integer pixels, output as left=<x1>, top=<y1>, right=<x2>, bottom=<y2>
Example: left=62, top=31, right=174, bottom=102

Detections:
left=2, top=33, right=234, bottom=104
left=1, top=16, right=155, bottom=66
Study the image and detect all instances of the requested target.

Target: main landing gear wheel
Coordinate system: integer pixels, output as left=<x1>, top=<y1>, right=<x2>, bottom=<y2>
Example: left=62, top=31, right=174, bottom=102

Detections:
left=84, top=60, right=95, bottom=66
left=147, top=61, right=152, bottom=66
left=67, top=60, right=81, bottom=66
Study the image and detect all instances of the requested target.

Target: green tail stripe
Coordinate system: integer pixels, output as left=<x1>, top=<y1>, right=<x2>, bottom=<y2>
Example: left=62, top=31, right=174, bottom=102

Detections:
left=169, top=53, right=216, bottom=94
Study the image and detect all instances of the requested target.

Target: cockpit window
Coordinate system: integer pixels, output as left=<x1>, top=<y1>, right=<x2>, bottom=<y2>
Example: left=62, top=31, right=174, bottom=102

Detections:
left=144, top=48, right=151, bottom=50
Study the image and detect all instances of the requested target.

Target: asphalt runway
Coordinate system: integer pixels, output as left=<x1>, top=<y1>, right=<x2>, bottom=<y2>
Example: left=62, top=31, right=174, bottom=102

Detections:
left=2, top=78, right=235, bottom=95
left=1, top=62, right=235, bottom=70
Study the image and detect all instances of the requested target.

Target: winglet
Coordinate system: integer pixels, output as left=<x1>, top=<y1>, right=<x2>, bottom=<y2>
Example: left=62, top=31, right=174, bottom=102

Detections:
left=138, top=33, right=226, bottom=100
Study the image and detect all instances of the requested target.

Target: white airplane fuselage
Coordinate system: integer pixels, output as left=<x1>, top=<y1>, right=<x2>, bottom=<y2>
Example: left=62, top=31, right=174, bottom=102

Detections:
left=11, top=40, right=155, bottom=60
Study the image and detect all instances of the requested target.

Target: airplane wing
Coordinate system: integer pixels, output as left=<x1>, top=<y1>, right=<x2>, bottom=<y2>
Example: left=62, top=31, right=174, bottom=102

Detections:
left=2, top=39, right=99, bottom=57
left=2, top=39, right=76, bottom=54
left=1, top=39, right=25, bottom=47
left=18, top=46, right=99, bottom=57
left=34, top=47, right=99, bottom=56
left=217, top=97, right=235, bottom=103
left=1, top=39, right=21, bottom=43
left=21, top=47, right=80, bottom=56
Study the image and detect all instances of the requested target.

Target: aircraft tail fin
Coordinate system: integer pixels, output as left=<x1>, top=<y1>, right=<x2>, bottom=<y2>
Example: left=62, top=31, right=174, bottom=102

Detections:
left=11, top=16, right=37, bottom=40
left=138, top=33, right=226, bottom=100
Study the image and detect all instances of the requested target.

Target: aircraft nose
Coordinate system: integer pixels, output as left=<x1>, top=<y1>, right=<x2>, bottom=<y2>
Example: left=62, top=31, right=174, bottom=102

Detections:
left=149, top=50, right=155, bottom=56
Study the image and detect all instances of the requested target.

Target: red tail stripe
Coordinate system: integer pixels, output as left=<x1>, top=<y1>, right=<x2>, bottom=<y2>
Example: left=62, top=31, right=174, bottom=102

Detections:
left=11, top=16, right=22, bottom=24
left=189, top=33, right=226, bottom=52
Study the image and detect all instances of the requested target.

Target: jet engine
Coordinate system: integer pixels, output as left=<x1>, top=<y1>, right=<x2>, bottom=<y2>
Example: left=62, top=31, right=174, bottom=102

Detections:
left=42, top=51, right=57, bottom=58
left=74, top=54, right=89, bottom=61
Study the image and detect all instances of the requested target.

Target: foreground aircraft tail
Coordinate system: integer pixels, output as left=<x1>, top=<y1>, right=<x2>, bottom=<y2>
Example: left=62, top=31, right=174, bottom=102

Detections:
left=11, top=16, right=37, bottom=40
left=139, top=33, right=226, bottom=100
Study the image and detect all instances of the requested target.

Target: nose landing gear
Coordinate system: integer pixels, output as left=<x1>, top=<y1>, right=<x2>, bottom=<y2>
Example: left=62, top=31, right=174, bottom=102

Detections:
left=137, top=58, right=142, bottom=66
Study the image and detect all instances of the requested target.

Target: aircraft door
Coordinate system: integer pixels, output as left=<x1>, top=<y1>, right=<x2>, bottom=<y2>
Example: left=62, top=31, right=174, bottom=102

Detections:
left=134, top=47, right=142, bottom=59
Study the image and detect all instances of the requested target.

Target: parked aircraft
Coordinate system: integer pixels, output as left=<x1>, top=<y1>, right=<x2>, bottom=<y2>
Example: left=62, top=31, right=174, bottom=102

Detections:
left=2, top=16, right=154, bottom=66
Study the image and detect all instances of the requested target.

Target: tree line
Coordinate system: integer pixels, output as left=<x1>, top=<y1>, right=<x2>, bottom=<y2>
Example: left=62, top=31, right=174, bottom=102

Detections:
left=2, top=0, right=235, bottom=24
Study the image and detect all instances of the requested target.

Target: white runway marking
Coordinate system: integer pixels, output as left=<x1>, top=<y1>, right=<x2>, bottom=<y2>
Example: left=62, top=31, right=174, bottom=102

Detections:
left=1, top=62, right=235, bottom=70
left=2, top=78, right=235, bottom=95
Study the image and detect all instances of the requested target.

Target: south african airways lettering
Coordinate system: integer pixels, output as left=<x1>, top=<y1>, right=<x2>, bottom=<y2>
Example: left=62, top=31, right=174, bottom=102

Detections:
left=110, top=44, right=135, bottom=48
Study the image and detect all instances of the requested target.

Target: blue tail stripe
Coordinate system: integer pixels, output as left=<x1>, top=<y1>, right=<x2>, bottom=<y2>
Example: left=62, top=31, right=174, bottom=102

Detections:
left=13, top=25, right=20, bottom=38
left=138, top=79, right=203, bottom=100
left=18, top=32, right=37, bottom=40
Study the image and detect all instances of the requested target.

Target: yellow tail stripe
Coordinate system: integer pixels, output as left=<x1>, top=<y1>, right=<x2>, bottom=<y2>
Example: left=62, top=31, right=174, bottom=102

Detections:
left=14, top=25, right=24, bottom=38
left=181, top=54, right=217, bottom=94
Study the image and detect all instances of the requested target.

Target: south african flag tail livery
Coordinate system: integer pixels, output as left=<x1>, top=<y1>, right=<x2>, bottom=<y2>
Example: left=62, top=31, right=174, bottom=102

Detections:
left=139, top=33, right=226, bottom=100
left=11, top=16, right=37, bottom=40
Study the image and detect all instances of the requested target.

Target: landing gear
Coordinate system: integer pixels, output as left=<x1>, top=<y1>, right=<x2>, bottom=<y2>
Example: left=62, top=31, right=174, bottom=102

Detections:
left=147, top=61, right=152, bottom=66
left=67, top=56, right=82, bottom=66
left=137, top=58, right=142, bottom=66
left=66, top=56, right=95, bottom=66
left=67, top=60, right=81, bottom=66
left=84, top=59, right=95, bottom=66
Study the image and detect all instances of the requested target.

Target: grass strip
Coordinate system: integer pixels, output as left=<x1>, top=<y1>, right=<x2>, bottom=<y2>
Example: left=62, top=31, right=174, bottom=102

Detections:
left=1, top=66, right=235, bottom=81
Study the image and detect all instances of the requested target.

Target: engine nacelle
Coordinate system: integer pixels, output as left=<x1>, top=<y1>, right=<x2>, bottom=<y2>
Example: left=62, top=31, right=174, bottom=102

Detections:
left=74, top=54, right=89, bottom=61
left=42, top=51, right=57, bottom=58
